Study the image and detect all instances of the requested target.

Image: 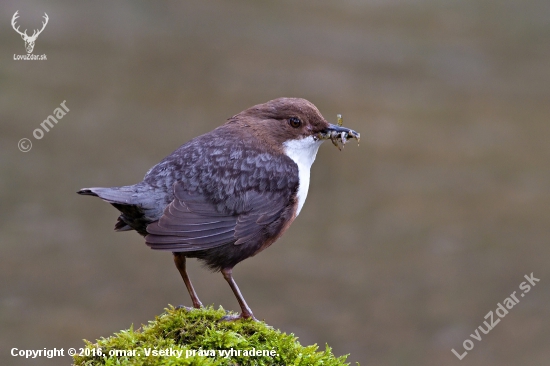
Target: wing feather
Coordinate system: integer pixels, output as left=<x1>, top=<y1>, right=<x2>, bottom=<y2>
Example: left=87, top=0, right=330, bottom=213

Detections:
left=145, top=148, right=299, bottom=255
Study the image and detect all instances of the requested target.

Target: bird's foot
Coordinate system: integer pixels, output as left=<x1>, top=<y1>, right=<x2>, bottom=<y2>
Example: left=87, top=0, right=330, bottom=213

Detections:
left=220, top=312, right=258, bottom=322
left=175, top=305, right=201, bottom=312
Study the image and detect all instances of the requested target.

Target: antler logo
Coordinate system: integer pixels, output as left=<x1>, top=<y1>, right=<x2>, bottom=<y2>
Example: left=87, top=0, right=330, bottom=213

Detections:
left=11, top=11, right=49, bottom=54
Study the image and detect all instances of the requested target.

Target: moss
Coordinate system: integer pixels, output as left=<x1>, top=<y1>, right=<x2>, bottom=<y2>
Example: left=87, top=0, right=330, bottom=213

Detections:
left=73, top=306, right=350, bottom=366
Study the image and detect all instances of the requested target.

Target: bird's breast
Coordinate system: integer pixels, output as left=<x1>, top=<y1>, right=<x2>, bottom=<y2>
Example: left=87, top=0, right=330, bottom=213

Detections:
left=282, top=136, right=323, bottom=216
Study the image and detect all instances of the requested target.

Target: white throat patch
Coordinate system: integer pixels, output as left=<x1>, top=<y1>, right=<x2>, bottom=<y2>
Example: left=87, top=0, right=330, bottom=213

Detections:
left=283, top=136, right=323, bottom=216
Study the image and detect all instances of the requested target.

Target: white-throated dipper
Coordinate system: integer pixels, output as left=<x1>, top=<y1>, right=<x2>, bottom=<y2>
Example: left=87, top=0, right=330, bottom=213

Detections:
left=78, top=98, right=359, bottom=320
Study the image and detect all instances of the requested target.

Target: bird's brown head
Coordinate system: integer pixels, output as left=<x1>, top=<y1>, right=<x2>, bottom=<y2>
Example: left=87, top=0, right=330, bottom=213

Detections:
left=226, top=97, right=359, bottom=152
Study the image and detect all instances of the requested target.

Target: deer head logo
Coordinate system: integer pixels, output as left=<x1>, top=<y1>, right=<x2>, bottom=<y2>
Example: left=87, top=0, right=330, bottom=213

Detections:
left=11, top=11, right=49, bottom=54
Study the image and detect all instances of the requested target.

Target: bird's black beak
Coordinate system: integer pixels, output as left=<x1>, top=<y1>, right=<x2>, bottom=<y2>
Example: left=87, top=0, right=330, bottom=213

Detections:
left=324, top=123, right=360, bottom=138
left=318, top=123, right=360, bottom=150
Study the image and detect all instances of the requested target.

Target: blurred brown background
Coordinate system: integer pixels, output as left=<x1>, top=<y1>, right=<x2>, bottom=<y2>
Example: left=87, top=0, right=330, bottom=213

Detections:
left=1, top=1, right=549, bottom=365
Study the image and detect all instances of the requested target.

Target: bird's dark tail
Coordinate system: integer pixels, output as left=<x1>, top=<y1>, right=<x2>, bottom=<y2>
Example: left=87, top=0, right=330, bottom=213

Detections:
left=77, top=188, right=98, bottom=197
left=77, top=186, right=135, bottom=204
left=77, top=185, right=151, bottom=235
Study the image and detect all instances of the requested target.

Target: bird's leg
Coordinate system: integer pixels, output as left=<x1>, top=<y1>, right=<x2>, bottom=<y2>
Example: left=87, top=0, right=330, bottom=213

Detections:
left=220, top=267, right=257, bottom=321
left=173, top=253, right=202, bottom=309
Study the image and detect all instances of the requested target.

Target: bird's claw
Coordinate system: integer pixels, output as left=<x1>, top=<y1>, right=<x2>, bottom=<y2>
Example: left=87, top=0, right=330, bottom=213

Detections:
left=220, top=313, right=258, bottom=322
left=175, top=305, right=200, bottom=312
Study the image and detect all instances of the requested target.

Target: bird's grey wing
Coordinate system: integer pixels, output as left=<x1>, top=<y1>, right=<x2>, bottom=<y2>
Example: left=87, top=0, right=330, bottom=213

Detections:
left=232, top=190, right=290, bottom=246
left=145, top=182, right=237, bottom=251
left=145, top=174, right=297, bottom=252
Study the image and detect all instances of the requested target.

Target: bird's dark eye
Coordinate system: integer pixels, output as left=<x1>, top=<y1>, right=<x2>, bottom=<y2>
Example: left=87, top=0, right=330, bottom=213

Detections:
left=289, top=117, right=302, bottom=128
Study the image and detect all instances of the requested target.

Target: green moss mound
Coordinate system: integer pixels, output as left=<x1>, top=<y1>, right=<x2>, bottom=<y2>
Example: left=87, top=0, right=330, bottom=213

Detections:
left=73, top=306, right=350, bottom=366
